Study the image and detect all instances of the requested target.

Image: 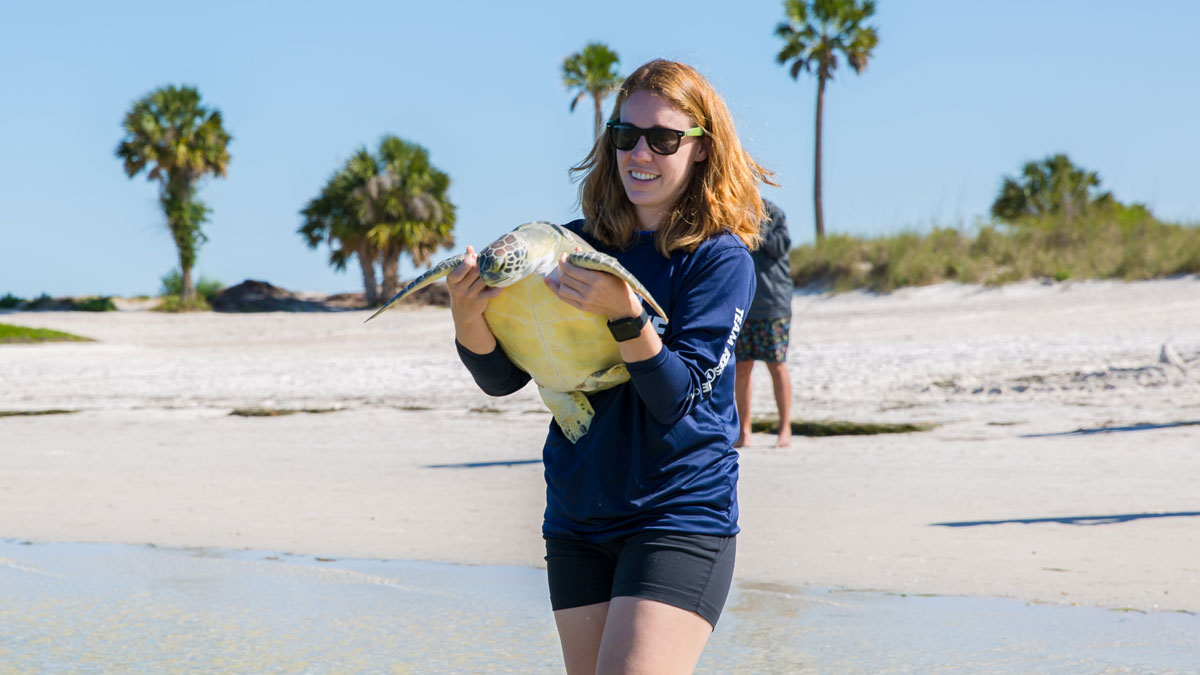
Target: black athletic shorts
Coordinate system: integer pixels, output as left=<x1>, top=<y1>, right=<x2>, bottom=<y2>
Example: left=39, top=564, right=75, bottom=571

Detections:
left=544, top=530, right=736, bottom=629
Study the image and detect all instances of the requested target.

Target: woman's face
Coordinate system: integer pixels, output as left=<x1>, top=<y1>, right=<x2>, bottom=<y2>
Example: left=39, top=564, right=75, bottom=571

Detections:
left=615, top=89, right=707, bottom=231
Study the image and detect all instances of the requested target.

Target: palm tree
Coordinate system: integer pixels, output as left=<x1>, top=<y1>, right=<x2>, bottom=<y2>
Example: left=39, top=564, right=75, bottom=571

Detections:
left=300, top=160, right=380, bottom=304
left=116, top=85, right=231, bottom=306
left=361, top=136, right=456, bottom=300
left=563, top=42, right=622, bottom=140
left=776, top=0, right=878, bottom=241
left=300, top=136, right=455, bottom=304
left=991, top=154, right=1113, bottom=222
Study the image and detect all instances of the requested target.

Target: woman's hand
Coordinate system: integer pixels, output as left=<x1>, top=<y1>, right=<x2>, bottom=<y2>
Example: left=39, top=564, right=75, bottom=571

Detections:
left=448, top=245, right=503, bottom=354
left=545, top=249, right=662, bottom=363
left=545, top=250, right=643, bottom=320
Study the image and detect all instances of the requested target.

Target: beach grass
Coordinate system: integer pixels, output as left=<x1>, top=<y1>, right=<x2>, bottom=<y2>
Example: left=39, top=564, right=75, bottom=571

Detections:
left=0, top=323, right=93, bottom=344
left=752, top=416, right=934, bottom=437
left=792, top=205, right=1200, bottom=292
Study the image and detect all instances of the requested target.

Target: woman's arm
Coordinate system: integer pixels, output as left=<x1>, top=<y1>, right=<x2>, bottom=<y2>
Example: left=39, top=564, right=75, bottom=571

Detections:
left=549, top=244, right=756, bottom=425
left=450, top=246, right=530, bottom=396
left=546, top=252, right=663, bottom=363
left=623, top=248, right=754, bottom=424
left=449, top=245, right=503, bottom=354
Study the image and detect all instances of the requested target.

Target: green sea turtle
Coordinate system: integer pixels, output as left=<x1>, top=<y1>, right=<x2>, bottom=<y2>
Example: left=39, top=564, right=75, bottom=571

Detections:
left=366, top=221, right=668, bottom=443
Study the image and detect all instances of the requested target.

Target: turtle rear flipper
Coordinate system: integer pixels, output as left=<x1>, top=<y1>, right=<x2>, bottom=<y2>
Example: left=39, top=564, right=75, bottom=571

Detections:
left=567, top=251, right=668, bottom=324
left=582, top=363, right=628, bottom=391
left=538, top=386, right=594, bottom=444
left=364, top=254, right=467, bottom=322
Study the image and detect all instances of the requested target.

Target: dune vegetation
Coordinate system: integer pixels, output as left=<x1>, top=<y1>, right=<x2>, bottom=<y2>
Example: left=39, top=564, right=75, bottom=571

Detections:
left=791, top=209, right=1200, bottom=293
left=790, top=155, right=1200, bottom=293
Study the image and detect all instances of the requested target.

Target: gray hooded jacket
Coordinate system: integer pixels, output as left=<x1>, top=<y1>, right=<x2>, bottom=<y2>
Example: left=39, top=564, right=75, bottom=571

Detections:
left=747, top=199, right=792, bottom=320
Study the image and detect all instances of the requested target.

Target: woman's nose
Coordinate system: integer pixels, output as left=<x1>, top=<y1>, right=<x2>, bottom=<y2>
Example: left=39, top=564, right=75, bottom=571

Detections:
left=630, top=135, right=654, bottom=161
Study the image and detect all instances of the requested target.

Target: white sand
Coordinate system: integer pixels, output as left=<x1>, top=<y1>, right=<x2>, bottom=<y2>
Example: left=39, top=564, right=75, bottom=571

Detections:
left=2, top=277, right=1198, bottom=612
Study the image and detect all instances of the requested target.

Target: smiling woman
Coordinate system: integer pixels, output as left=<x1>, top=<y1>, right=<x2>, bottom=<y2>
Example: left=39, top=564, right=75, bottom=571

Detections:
left=447, top=58, right=775, bottom=674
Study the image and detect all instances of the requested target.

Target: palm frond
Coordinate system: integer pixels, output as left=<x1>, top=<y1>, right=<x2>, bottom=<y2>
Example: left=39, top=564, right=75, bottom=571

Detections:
left=563, top=42, right=621, bottom=121
left=776, top=0, right=877, bottom=83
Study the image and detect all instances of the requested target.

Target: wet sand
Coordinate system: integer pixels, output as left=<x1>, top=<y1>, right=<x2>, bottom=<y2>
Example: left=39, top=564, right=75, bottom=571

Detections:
left=2, top=540, right=1196, bottom=674
left=2, top=278, right=1200, bottom=669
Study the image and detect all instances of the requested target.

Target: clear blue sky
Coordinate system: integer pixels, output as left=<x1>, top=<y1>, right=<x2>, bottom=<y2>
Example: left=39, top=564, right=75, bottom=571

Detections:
left=2, top=1, right=1197, bottom=298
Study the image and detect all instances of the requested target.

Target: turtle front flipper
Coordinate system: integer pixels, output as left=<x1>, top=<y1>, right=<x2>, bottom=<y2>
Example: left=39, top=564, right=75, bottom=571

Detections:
left=364, top=254, right=467, bottom=323
left=538, top=386, right=594, bottom=444
left=567, top=251, right=669, bottom=325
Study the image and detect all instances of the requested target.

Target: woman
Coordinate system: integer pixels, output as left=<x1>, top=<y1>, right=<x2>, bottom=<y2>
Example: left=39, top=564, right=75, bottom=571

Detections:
left=451, top=59, right=773, bottom=673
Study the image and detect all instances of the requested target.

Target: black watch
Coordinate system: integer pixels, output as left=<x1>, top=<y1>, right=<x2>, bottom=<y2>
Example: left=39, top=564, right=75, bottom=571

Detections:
left=606, top=307, right=650, bottom=342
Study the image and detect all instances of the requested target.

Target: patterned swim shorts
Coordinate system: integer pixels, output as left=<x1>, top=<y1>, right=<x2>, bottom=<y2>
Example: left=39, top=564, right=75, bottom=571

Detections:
left=734, top=317, right=791, bottom=363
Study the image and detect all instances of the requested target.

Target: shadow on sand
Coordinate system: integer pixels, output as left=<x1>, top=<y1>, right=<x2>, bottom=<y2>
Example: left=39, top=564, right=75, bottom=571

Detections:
left=1021, top=420, right=1200, bottom=438
left=932, top=511, right=1200, bottom=527
left=426, top=459, right=542, bottom=469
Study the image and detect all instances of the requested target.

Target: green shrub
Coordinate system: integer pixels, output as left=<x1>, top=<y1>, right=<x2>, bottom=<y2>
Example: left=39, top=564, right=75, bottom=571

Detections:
left=70, top=296, right=117, bottom=312
left=153, top=294, right=211, bottom=312
left=159, top=270, right=224, bottom=303
left=25, top=294, right=56, bottom=310
left=1, top=294, right=115, bottom=312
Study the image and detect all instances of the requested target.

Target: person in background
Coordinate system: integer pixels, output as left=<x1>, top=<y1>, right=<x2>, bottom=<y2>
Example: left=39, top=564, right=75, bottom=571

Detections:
left=734, top=199, right=793, bottom=448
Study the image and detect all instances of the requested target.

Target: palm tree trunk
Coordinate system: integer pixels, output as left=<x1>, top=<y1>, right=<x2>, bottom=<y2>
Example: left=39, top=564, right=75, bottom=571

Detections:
left=592, top=93, right=604, bottom=140
left=357, top=241, right=378, bottom=305
left=164, top=177, right=199, bottom=306
left=380, top=247, right=400, bottom=302
left=179, top=257, right=195, bottom=306
left=813, top=74, right=827, bottom=241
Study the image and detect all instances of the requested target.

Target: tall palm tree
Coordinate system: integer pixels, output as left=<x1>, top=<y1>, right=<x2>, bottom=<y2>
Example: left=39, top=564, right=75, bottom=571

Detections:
left=116, top=85, right=231, bottom=306
left=300, top=136, right=455, bottom=304
left=991, top=154, right=1113, bottom=222
left=776, top=0, right=878, bottom=241
left=563, top=42, right=622, bottom=140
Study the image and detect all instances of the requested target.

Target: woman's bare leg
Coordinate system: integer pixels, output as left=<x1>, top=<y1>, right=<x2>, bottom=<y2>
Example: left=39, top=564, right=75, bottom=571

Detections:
left=553, top=602, right=610, bottom=674
left=595, top=596, right=713, bottom=674
left=766, top=361, right=792, bottom=447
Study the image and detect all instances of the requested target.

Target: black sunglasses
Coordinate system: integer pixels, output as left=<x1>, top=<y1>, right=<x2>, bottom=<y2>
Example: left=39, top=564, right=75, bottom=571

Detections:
left=606, top=121, right=704, bottom=155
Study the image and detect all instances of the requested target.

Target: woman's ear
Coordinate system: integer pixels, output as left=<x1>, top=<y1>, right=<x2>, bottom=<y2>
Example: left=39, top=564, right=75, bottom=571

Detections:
left=694, top=137, right=708, bottom=162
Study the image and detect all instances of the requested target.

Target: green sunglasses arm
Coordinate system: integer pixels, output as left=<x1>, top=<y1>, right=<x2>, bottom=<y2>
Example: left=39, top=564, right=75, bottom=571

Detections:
left=684, top=126, right=704, bottom=137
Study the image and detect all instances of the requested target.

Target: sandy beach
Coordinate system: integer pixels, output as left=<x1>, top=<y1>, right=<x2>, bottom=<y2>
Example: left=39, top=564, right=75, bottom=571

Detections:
left=2, top=277, right=1199, bottom=614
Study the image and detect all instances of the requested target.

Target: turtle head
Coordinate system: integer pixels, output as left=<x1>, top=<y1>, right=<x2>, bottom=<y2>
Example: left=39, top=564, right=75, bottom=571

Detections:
left=476, top=233, right=530, bottom=287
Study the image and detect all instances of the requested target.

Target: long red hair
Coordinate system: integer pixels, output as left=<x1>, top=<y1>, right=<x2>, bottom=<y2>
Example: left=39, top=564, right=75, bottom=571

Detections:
left=571, top=59, right=776, bottom=255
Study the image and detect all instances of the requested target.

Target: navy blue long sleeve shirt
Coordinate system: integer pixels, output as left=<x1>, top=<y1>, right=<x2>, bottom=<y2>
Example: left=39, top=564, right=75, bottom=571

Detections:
left=457, top=220, right=756, bottom=541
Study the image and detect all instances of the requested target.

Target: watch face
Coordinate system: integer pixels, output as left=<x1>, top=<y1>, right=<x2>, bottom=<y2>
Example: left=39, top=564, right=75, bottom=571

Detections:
left=610, top=321, right=639, bottom=341
left=608, top=309, right=648, bottom=342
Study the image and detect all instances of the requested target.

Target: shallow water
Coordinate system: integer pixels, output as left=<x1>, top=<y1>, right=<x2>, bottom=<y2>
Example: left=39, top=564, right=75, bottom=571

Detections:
left=1, top=540, right=1195, bottom=673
